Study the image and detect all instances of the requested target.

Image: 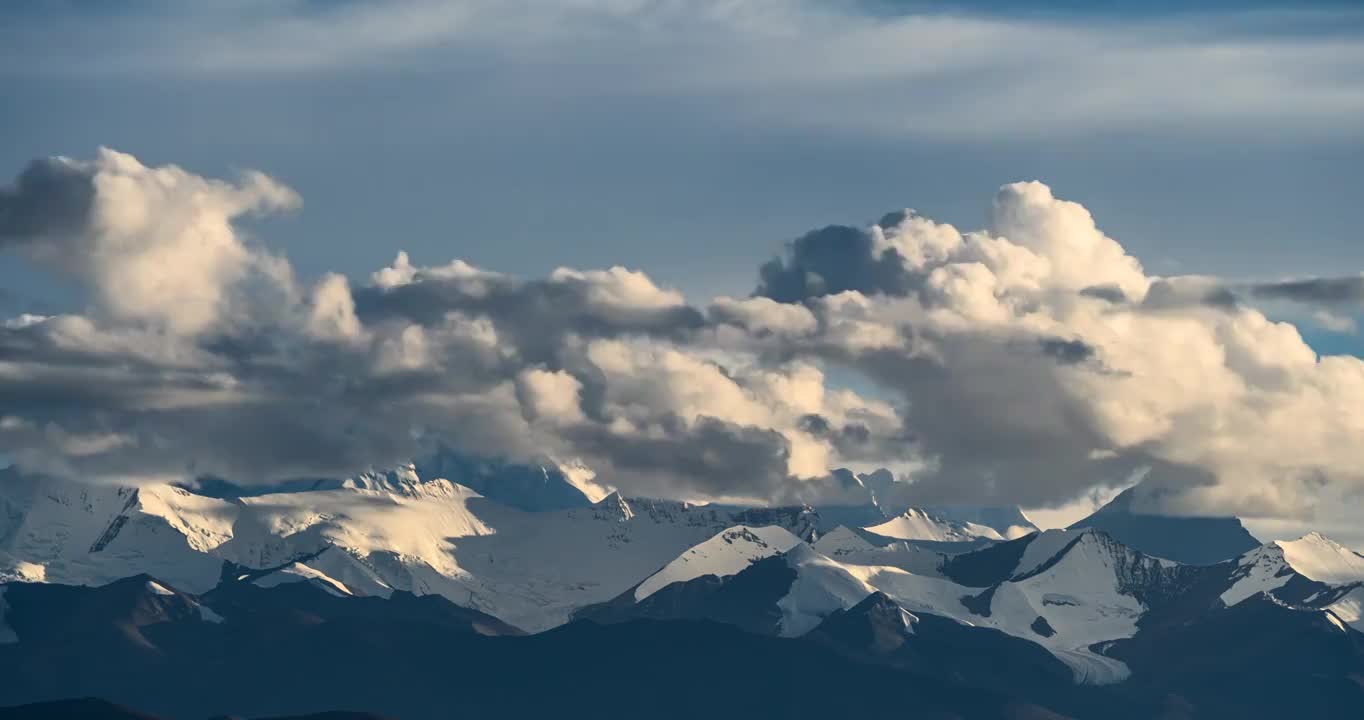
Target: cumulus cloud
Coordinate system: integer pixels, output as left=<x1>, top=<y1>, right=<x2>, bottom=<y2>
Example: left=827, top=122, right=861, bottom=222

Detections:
left=0, top=150, right=903, bottom=503
left=0, top=148, right=301, bottom=335
left=3, top=148, right=1364, bottom=524
left=744, top=182, right=1364, bottom=517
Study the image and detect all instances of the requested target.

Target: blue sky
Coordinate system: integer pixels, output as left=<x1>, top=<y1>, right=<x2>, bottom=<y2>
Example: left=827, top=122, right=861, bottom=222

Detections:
left=3, top=1, right=1362, bottom=323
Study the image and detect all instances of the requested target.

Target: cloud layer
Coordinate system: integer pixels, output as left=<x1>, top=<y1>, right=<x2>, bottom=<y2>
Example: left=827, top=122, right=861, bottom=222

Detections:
left=3, top=2, right=1362, bottom=139
left=3, top=149, right=1364, bottom=522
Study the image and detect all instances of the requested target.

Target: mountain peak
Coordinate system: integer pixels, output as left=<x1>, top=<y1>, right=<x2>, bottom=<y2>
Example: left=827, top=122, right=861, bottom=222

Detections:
left=633, top=525, right=802, bottom=601
left=1068, top=484, right=1260, bottom=565
left=592, top=492, right=635, bottom=521
left=1275, top=533, right=1364, bottom=585
left=865, top=506, right=1006, bottom=543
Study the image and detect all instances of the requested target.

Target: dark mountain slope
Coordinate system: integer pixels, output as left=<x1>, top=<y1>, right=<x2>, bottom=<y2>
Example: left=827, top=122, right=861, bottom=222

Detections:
left=1111, top=593, right=1364, bottom=718
left=1068, top=486, right=1259, bottom=565
left=0, top=580, right=1067, bottom=720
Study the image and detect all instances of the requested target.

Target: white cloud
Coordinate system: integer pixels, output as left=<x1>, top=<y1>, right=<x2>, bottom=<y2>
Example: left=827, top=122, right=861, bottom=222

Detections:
left=549, top=266, right=687, bottom=311
left=4, top=147, right=1364, bottom=528
left=307, top=273, right=366, bottom=343
left=1313, top=309, right=1358, bottom=334
left=1, top=148, right=300, bottom=336
left=515, top=368, right=585, bottom=425
left=710, top=296, right=817, bottom=336
left=4, top=3, right=1362, bottom=138
left=753, top=180, right=1364, bottom=518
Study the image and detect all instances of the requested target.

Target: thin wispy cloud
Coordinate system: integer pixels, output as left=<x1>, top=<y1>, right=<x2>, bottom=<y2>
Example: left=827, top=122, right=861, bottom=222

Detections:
left=4, top=1, right=1363, bottom=138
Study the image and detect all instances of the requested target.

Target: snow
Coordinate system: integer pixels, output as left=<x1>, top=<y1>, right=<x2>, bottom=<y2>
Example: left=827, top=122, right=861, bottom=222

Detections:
left=840, top=531, right=1141, bottom=685
left=1276, top=533, right=1364, bottom=585
left=234, top=478, right=497, bottom=574
left=1325, top=586, right=1364, bottom=633
left=146, top=580, right=175, bottom=596
left=1220, top=545, right=1294, bottom=607
left=635, top=526, right=802, bottom=601
left=813, top=531, right=946, bottom=577
left=1047, top=648, right=1132, bottom=685
left=254, top=562, right=355, bottom=597
left=0, top=467, right=821, bottom=632
left=14, top=460, right=1353, bottom=673
left=988, top=534, right=1141, bottom=684
left=1217, top=533, right=1364, bottom=611
left=844, top=563, right=983, bottom=621
left=0, top=562, right=45, bottom=583
left=0, top=471, right=227, bottom=593
left=865, top=508, right=1004, bottom=543
left=303, top=547, right=394, bottom=598
left=776, top=545, right=877, bottom=636
left=812, top=526, right=877, bottom=557
left=1011, top=529, right=1082, bottom=579
left=921, top=506, right=1039, bottom=540
left=559, top=462, right=614, bottom=503
left=896, top=606, right=920, bottom=634
left=197, top=603, right=225, bottom=624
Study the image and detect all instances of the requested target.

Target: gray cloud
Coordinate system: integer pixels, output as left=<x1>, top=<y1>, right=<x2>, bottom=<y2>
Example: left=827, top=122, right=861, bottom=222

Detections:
left=0, top=157, right=94, bottom=246
left=1249, top=275, right=1364, bottom=305
left=6, top=2, right=1362, bottom=139
left=354, top=265, right=706, bottom=371
left=1038, top=337, right=1096, bottom=366
left=756, top=224, right=914, bottom=303
left=1079, top=284, right=1129, bottom=304
left=565, top=415, right=792, bottom=501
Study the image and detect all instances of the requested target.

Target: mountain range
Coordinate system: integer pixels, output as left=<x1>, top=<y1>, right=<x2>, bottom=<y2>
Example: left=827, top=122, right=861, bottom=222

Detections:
left=1, top=455, right=1361, bottom=718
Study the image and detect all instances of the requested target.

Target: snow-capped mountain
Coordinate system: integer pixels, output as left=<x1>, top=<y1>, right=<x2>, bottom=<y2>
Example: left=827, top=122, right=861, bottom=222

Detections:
left=2, top=495, right=1363, bottom=717
left=632, top=525, right=803, bottom=601
left=575, top=525, right=875, bottom=637
left=3, top=457, right=1364, bottom=718
left=583, top=524, right=1148, bottom=683
left=1068, top=484, right=1260, bottom=565
left=1217, top=532, right=1364, bottom=629
left=813, top=468, right=1037, bottom=542
left=0, top=574, right=1060, bottom=720
left=0, top=464, right=818, bottom=631
left=577, top=521, right=1364, bottom=695
left=864, top=505, right=1037, bottom=544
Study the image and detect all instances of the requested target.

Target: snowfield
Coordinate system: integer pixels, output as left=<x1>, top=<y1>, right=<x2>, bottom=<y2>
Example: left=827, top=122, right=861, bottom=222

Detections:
left=1276, top=533, right=1364, bottom=585
left=4, top=461, right=1362, bottom=686
left=866, top=508, right=1006, bottom=542
left=0, top=467, right=817, bottom=631
left=635, top=525, right=802, bottom=601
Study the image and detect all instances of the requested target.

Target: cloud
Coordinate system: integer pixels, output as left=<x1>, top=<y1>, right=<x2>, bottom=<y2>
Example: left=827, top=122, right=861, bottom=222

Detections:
left=709, top=296, right=818, bottom=337
left=742, top=182, right=1364, bottom=517
left=756, top=223, right=916, bottom=302
left=354, top=252, right=706, bottom=368
left=0, top=148, right=301, bottom=336
left=0, top=155, right=95, bottom=244
left=1249, top=274, right=1364, bottom=305
left=0, top=150, right=903, bottom=503
left=3, top=3, right=1362, bottom=139
left=1312, top=309, right=1358, bottom=334
left=1038, top=337, right=1097, bottom=366
left=4, top=148, right=1364, bottom=526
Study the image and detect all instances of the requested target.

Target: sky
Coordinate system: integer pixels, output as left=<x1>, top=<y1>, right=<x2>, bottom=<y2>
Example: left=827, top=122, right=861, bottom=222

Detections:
left=2, top=0, right=1363, bottom=540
